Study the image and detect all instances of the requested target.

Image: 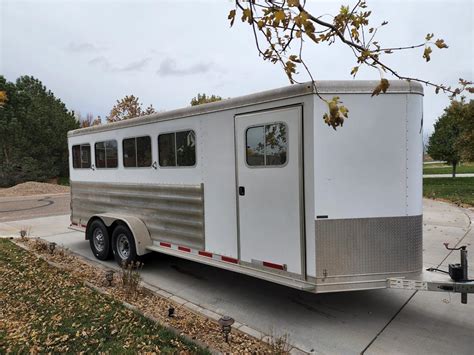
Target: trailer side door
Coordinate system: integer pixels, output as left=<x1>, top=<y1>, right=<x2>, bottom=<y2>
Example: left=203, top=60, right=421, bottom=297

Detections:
left=235, top=105, right=304, bottom=275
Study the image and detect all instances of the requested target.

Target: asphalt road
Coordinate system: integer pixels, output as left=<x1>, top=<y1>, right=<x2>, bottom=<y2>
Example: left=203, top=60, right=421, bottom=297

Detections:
left=0, top=198, right=473, bottom=354
left=0, top=193, right=70, bottom=222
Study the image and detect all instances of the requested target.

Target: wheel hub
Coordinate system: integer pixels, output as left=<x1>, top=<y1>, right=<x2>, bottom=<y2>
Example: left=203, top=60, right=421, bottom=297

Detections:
left=117, top=234, right=130, bottom=260
left=92, top=228, right=105, bottom=252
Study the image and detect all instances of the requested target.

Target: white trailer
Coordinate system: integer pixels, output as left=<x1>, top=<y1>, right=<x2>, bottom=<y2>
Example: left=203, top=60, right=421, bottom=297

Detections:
left=68, top=81, right=473, bottom=299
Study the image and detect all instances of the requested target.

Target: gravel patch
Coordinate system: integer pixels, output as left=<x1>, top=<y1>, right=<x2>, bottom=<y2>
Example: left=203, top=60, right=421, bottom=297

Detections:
left=0, top=182, right=70, bottom=197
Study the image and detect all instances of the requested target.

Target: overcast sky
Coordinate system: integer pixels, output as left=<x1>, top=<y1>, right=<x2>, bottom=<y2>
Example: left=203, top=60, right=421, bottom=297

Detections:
left=1, top=0, right=472, bottom=136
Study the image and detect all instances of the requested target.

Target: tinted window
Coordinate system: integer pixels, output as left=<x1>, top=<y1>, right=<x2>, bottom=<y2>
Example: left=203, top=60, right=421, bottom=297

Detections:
left=72, top=145, right=81, bottom=169
left=158, top=130, right=196, bottom=167
left=123, top=138, right=136, bottom=167
left=72, top=144, right=91, bottom=169
left=95, top=141, right=106, bottom=168
left=246, top=123, right=287, bottom=167
left=105, top=140, right=118, bottom=168
left=246, top=126, right=264, bottom=166
left=158, top=133, right=176, bottom=167
left=123, top=136, right=151, bottom=168
left=265, top=123, right=287, bottom=166
left=95, top=140, right=118, bottom=168
left=176, top=130, right=196, bottom=166
left=136, top=136, right=152, bottom=167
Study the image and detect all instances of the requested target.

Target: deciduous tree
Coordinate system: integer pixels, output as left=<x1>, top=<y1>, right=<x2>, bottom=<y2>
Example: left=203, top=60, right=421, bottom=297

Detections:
left=229, top=0, right=473, bottom=129
left=190, top=93, right=222, bottom=106
left=77, top=112, right=102, bottom=128
left=456, top=100, right=474, bottom=161
left=427, top=100, right=468, bottom=177
left=107, top=95, right=156, bottom=122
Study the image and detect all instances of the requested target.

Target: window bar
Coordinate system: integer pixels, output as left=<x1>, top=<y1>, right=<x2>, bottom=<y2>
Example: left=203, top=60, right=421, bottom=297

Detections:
left=263, top=125, right=267, bottom=166
left=104, top=144, right=107, bottom=168
left=135, top=138, right=138, bottom=168
left=174, top=132, right=178, bottom=167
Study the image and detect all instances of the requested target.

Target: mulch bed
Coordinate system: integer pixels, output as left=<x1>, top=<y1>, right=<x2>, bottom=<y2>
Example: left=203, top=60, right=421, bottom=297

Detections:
left=5, top=237, right=279, bottom=354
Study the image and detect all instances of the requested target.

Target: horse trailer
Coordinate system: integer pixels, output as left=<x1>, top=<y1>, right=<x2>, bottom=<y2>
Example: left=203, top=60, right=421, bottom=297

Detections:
left=68, top=80, right=473, bottom=299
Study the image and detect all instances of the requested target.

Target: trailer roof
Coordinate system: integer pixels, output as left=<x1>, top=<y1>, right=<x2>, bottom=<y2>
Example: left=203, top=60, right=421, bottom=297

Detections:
left=68, top=80, right=423, bottom=137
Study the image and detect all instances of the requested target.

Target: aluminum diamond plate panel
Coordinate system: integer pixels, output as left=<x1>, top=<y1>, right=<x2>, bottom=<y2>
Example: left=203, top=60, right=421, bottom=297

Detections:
left=315, top=215, right=422, bottom=277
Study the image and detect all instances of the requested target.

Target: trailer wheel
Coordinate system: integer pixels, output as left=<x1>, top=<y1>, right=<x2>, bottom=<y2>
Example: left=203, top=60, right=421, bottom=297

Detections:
left=88, top=219, right=112, bottom=260
left=112, top=225, right=138, bottom=266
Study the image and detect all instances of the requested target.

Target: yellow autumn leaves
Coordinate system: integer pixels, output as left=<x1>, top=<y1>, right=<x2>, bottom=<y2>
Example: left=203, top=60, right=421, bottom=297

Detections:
left=0, top=90, right=7, bottom=107
left=323, top=96, right=349, bottom=130
left=423, top=34, right=449, bottom=62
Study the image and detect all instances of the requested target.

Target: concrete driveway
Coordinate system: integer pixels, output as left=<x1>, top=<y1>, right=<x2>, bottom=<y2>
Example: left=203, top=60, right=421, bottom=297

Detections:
left=0, top=199, right=473, bottom=354
left=0, top=193, right=69, bottom=222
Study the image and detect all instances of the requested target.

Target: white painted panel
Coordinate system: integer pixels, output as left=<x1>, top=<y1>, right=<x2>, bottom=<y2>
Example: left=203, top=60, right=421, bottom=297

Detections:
left=236, top=106, right=303, bottom=274
left=406, top=94, right=423, bottom=216
left=68, top=82, right=423, bottom=285
left=69, top=112, right=240, bottom=259
left=302, top=100, right=316, bottom=278
left=313, top=94, right=408, bottom=219
left=69, top=118, right=202, bottom=185
left=68, top=94, right=317, bottom=278
left=201, top=111, right=239, bottom=257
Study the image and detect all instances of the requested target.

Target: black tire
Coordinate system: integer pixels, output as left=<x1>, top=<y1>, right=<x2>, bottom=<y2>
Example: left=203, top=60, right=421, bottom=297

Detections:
left=88, top=219, right=112, bottom=260
left=112, top=225, right=138, bottom=266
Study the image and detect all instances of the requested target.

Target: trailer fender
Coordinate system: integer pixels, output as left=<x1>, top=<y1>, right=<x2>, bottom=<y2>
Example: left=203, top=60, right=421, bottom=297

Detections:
left=89, top=214, right=152, bottom=256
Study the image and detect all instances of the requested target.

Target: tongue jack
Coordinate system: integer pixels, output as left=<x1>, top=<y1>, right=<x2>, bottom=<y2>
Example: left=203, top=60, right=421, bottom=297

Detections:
left=443, top=243, right=469, bottom=304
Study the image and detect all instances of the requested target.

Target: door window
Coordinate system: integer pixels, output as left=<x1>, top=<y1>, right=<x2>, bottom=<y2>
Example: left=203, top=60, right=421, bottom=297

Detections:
left=246, top=122, right=287, bottom=167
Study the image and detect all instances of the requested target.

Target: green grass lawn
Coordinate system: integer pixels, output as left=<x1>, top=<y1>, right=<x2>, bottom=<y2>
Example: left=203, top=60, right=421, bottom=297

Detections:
left=423, top=177, right=474, bottom=206
left=0, top=239, right=207, bottom=354
left=423, top=162, right=474, bottom=175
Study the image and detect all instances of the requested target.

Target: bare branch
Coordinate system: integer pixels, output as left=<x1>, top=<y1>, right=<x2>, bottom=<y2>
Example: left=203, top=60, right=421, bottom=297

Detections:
left=229, top=0, right=473, bottom=118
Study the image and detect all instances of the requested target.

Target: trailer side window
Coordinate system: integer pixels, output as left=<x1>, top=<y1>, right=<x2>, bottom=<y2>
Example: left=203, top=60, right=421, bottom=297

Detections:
left=72, top=144, right=91, bottom=169
left=123, top=136, right=152, bottom=168
left=95, top=140, right=118, bottom=168
left=158, top=130, right=196, bottom=167
left=246, top=123, right=287, bottom=167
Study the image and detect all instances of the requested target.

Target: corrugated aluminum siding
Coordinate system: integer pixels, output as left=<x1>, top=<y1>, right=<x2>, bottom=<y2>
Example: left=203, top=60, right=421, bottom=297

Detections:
left=71, top=181, right=205, bottom=250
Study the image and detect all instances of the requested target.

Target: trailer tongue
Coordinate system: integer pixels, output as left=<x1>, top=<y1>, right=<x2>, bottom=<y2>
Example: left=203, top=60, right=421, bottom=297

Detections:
left=388, top=243, right=474, bottom=304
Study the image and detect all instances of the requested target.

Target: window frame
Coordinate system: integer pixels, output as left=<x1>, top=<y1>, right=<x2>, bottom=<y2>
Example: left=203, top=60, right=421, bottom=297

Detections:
left=122, top=135, right=153, bottom=169
left=94, top=139, right=119, bottom=169
left=244, top=121, right=289, bottom=169
left=72, top=143, right=92, bottom=169
left=158, top=129, right=197, bottom=168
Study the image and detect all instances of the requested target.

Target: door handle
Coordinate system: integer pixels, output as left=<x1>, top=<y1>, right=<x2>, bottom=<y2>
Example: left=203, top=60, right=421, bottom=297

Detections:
left=239, top=186, right=245, bottom=196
